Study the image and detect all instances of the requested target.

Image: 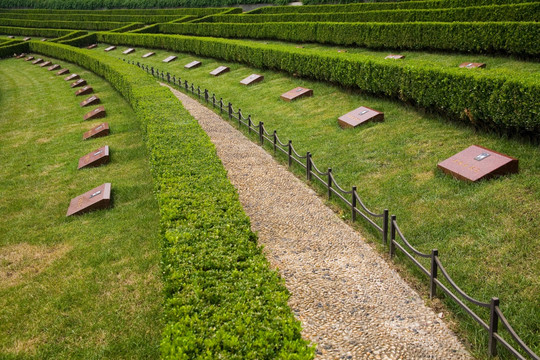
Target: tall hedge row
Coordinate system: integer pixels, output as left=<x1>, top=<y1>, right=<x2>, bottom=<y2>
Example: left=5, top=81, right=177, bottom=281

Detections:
left=0, top=25, right=73, bottom=37
left=158, top=21, right=540, bottom=57
left=0, top=39, right=27, bottom=58
left=97, top=32, right=540, bottom=136
left=0, top=7, right=241, bottom=15
left=0, top=18, right=138, bottom=30
left=0, top=0, right=276, bottom=9
left=26, top=40, right=313, bottom=359
left=57, top=32, right=97, bottom=46
left=50, top=30, right=88, bottom=42
left=109, top=22, right=145, bottom=33
left=199, top=3, right=540, bottom=23
left=0, top=12, right=193, bottom=24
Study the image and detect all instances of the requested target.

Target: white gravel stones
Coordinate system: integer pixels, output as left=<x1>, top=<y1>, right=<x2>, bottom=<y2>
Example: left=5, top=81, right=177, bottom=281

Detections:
left=164, top=84, right=472, bottom=360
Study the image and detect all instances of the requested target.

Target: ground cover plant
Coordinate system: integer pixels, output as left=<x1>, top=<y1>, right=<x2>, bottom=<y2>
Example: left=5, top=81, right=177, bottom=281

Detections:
left=104, top=44, right=539, bottom=358
left=0, top=56, right=163, bottom=358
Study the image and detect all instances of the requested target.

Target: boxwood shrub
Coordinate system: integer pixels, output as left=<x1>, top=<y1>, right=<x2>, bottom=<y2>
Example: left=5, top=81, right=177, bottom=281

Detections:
left=0, top=25, right=73, bottom=37
left=0, top=18, right=139, bottom=31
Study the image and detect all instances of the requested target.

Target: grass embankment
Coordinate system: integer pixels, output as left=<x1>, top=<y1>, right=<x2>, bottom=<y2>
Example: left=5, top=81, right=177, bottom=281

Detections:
left=108, top=46, right=540, bottom=358
left=0, top=56, right=162, bottom=358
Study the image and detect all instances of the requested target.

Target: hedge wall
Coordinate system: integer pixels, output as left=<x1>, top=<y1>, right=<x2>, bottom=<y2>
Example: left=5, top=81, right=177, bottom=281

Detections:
left=0, top=12, right=192, bottom=24
left=0, top=18, right=138, bottom=30
left=0, top=25, right=73, bottom=37
left=110, top=22, right=146, bottom=33
left=57, top=32, right=96, bottom=46
left=97, top=32, right=540, bottom=136
left=49, top=30, right=87, bottom=42
left=158, top=21, right=540, bottom=57
left=0, top=40, right=27, bottom=58
left=0, top=0, right=271, bottom=9
left=26, top=40, right=313, bottom=359
left=199, top=3, right=540, bottom=23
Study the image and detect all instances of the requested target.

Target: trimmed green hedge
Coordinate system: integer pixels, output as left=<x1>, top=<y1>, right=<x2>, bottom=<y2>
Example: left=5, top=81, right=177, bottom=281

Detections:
left=158, top=21, right=539, bottom=57
left=57, top=32, right=97, bottom=47
left=97, top=32, right=540, bottom=136
left=0, top=18, right=140, bottom=31
left=110, top=22, right=146, bottom=33
left=0, top=40, right=28, bottom=58
left=198, top=3, right=540, bottom=23
left=0, top=12, right=193, bottom=24
left=50, top=30, right=87, bottom=42
left=0, top=25, right=73, bottom=37
left=27, top=40, right=313, bottom=359
left=0, top=7, right=241, bottom=15
left=0, top=0, right=264, bottom=9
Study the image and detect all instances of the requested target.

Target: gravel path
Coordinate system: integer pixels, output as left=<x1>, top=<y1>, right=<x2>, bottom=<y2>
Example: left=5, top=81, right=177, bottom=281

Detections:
left=164, top=84, right=472, bottom=360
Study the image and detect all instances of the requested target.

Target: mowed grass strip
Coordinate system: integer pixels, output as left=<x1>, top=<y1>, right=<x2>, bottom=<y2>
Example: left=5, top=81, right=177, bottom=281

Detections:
left=109, top=46, right=540, bottom=358
left=0, top=57, right=162, bottom=358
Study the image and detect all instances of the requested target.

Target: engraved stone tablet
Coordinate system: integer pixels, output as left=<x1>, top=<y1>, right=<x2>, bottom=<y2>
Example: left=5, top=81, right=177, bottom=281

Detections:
left=240, top=74, right=264, bottom=86
left=104, top=46, right=116, bottom=52
left=386, top=54, right=405, bottom=60
left=71, top=79, right=87, bottom=88
left=437, top=145, right=518, bottom=182
left=8, top=35, right=14, bottom=39
left=23, top=37, right=31, bottom=41
left=32, top=58, right=43, bottom=65
left=459, top=62, right=486, bottom=69
left=280, top=87, right=313, bottom=102
left=338, top=106, right=384, bottom=128
left=40, top=38, right=47, bottom=42
left=64, top=73, right=79, bottom=81
left=163, top=55, right=177, bottom=63
left=185, top=60, right=201, bottom=69
left=25, top=56, right=34, bottom=61
left=83, top=122, right=109, bottom=140
left=210, top=66, right=230, bottom=76
left=78, top=145, right=110, bottom=169
left=57, top=68, right=69, bottom=75
left=142, top=52, right=155, bottom=58
left=16, top=53, right=26, bottom=59
left=39, top=61, right=52, bottom=67
left=80, top=95, right=100, bottom=107
left=75, top=86, right=93, bottom=96
left=48, top=64, right=60, bottom=71
left=66, top=183, right=111, bottom=216
left=87, top=44, right=98, bottom=49
left=83, top=106, right=106, bottom=121
left=122, top=48, right=135, bottom=55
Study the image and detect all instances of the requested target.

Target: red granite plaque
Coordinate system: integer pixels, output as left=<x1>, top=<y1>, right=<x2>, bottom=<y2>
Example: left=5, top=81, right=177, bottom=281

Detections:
left=78, top=145, right=110, bottom=169
left=16, top=53, right=26, bottom=59
left=142, top=52, right=155, bottom=58
left=64, top=73, right=79, bottom=81
left=210, top=66, right=230, bottom=76
left=75, top=86, right=93, bottom=96
left=184, top=60, right=201, bottom=69
left=48, top=64, right=60, bottom=71
left=23, top=37, right=31, bottom=41
left=66, top=183, right=111, bottom=216
left=280, top=87, right=313, bottom=102
left=338, top=106, right=384, bottom=128
left=57, top=68, right=69, bottom=75
left=240, top=74, right=264, bottom=86
left=80, top=95, right=100, bottom=107
left=122, top=48, right=135, bottom=55
left=32, top=58, right=43, bottom=65
left=39, top=61, right=52, bottom=67
left=386, top=54, right=405, bottom=60
left=25, top=56, right=34, bottom=61
left=83, top=122, right=109, bottom=140
left=104, top=46, right=116, bottom=52
left=83, top=106, right=106, bottom=121
left=71, top=79, right=87, bottom=88
left=87, top=44, right=98, bottom=49
left=459, top=62, right=486, bottom=69
left=437, top=145, right=518, bottom=182
left=163, top=55, right=177, bottom=63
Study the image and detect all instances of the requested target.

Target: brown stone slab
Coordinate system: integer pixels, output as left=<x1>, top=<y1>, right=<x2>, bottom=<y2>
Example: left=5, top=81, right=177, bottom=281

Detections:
left=210, top=66, right=230, bottom=76
left=16, top=53, right=26, bottom=59
left=386, top=54, right=405, bottom=60
left=122, top=48, right=135, bottom=55
left=184, top=60, right=201, bottom=69
left=83, top=106, right=106, bottom=121
left=71, top=79, right=87, bottom=88
left=338, top=106, right=384, bottom=128
left=39, top=61, right=52, bottom=67
left=66, top=183, right=111, bottom=216
left=437, top=145, right=518, bottom=182
left=142, top=52, right=155, bottom=58
left=40, top=38, right=47, bottom=42
left=83, top=122, right=109, bottom=140
left=240, top=74, right=264, bottom=86
left=64, top=73, right=79, bottom=81
left=104, top=46, right=116, bottom=52
left=32, top=58, right=43, bottom=65
left=459, top=62, right=486, bottom=69
left=78, top=145, right=110, bottom=169
left=48, top=64, right=60, bottom=71
left=280, top=87, right=313, bottom=102
left=80, top=95, right=100, bottom=107
left=87, top=44, right=98, bottom=49
left=75, top=86, right=93, bottom=96
left=57, top=68, right=69, bottom=75
left=23, top=37, right=31, bottom=41
left=25, top=56, right=34, bottom=61
left=163, top=55, right=177, bottom=63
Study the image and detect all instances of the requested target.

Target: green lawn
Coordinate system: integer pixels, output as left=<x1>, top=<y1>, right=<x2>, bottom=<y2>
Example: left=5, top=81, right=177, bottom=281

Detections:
left=0, top=56, right=162, bottom=358
left=105, top=45, right=539, bottom=358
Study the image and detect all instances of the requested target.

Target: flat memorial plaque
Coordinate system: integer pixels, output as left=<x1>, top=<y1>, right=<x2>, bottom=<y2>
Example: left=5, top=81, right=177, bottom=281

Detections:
left=23, top=37, right=31, bottom=41
left=78, top=145, right=110, bottom=169
left=57, top=68, right=69, bottom=75
left=64, top=73, right=79, bottom=81
left=184, top=60, right=201, bottom=69
left=80, top=95, right=100, bottom=107
left=338, top=106, right=384, bottom=128
left=459, top=62, right=486, bottom=69
left=25, top=56, right=34, bottom=61
left=66, top=183, right=111, bottom=216
left=210, top=66, right=230, bottom=76
left=39, top=61, right=52, bottom=67
left=32, top=58, right=43, bottom=65
left=83, top=122, right=109, bottom=140
left=122, top=48, right=135, bottom=55
left=104, top=46, right=116, bottom=52
left=8, top=35, right=14, bottom=39
left=40, top=38, right=47, bottom=42
left=337, top=49, right=347, bottom=53
left=142, top=52, right=155, bottom=58
left=163, top=55, right=177, bottom=63
left=16, top=53, right=26, bottom=59
left=75, top=86, right=93, bottom=96
left=48, top=64, right=60, bottom=71
left=437, top=145, right=518, bottom=182
left=83, top=106, right=106, bottom=121
left=87, top=44, right=98, bottom=49
left=386, top=54, right=405, bottom=60
left=71, top=79, right=87, bottom=88
left=280, top=87, right=313, bottom=102
left=240, top=74, right=264, bottom=86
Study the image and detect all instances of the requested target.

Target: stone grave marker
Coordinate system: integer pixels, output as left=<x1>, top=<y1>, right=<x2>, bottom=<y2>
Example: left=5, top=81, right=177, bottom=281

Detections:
left=240, top=74, right=264, bottom=86
left=83, top=106, right=106, bottom=121
left=25, top=56, right=34, bottom=61
left=83, top=122, right=109, bottom=140
left=16, top=53, right=26, bottom=59
left=71, top=79, right=87, bottom=88
left=142, top=52, right=155, bottom=58
left=66, top=183, right=111, bottom=216
left=87, top=44, right=98, bottom=49
left=437, top=145, right=518, bottom=182
left=32, top=58, right=43, bottom=65
left=280, top=87, right=313, bottom=102
left=39, top=61, right=52, bottom=67
left=80, top=95, right=100, bottom=107
left=210, top=66, right=230, bottom=76
left=57, top=68, right=69, bottom=75
left=185, top=60, right=201, bottom=69
left=296, top=46, right=304, bottom=48
left=48, top=64, right=60, bottom=71
left=23, top=37, right=31, bottom=41
left=122, top=48, right=135, bottom=55
left=78, top=145, right=110, bottom=169
left=75, top=86, right=93, bottom=96
left=163, top=55, right=177, bottom=63
left=64, top=73, right=79, bottom=81
left=459, top=62, right=486, bottom=69
left=338, top=106, right=384, bottom=128
left=386, top=54, right=405, bottom=60
left=104, top=46, right=116, bottom=52
left=40, top=38, right=47, bottom=42
left=337, top=49, right=347, bottom=53
left=7, top=35, right=14, bottom=39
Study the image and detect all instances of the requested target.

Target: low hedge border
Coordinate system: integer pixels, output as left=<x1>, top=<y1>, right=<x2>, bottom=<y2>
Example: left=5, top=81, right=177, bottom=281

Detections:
left=0, top=17, right=139, bottom=31
left=26, top=40, right=313, bottom=359
left=110, top=22, right=146, bottom=33
left=50, top=30, right=87, bottom=43
left=0, top=25, right=73, bottom=37
left=97, top=32, right=540, bottom=137
left=58, top=32, right=97, bottom=47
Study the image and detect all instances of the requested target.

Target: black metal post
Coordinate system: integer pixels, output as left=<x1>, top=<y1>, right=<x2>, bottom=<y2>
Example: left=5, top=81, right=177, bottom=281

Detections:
left=204, top=89, right=208, bottom=103
left=430, top=249, right=439, bottom=299
left=273, top=131, right=277, bottom=153
left=306, top=152, right=312, bottom=181
left=383, top=209, right=389, bottom=245
left=352, top=186, right=357, bottom=221
left=259, top=122, right=264, bottom=145
left=288, top=140, right=292, bottom=167
left=167, top=72, right=170, bottom=82
left=327, top=168, right=332, bottom=199
left=228, top=103, right=232, bottom=119
left=489, top=297, right=500, bottom=357
left=390, top=215, right=396, bottom=257
left=219, top=98, right=223, bottom=114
